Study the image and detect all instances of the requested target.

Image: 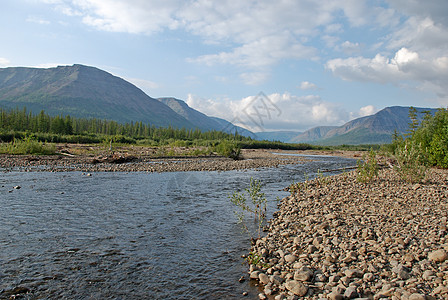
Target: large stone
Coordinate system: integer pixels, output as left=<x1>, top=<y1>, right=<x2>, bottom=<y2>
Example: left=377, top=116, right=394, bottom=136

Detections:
left=294, top=269, right=313, bottom=282
left=284, top=254, right=296, bottom=263
left=344, top=286, right=359, bottom=299
left=327, top=292, right=344, bottom=300
left=270, top=275, right=284, bottom=285
left=250, top=271, right=260, bottom=279
left=259, top=273, right=270, bottom=285
left=428, top=249, right=448, bottom=263
left=345, top=269, right=363, bottom=278
left=409, top=293, right=426, bottom=300
left=285, top=280, right=308, bottom=297
left=392, top=264, right=411, bottom=280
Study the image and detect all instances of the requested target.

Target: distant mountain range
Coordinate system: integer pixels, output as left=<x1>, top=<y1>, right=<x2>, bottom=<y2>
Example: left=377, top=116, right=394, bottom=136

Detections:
left=0, top=64, right=249, bottom=135
left=258, top=106, right=438, bottom=145
left=0, top=64, right=439, bottom=145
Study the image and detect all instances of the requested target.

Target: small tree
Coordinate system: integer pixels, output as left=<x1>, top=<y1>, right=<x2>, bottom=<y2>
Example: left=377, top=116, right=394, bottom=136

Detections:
left=356, top=149, right=379, bottom=182
left=394, top=140, right=428, bottom=183
left=230, top=177, right=267, bottom=241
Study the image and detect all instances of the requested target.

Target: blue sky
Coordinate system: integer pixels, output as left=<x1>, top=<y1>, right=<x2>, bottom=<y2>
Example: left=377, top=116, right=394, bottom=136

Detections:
left=1, top=0, right=448, bottom=132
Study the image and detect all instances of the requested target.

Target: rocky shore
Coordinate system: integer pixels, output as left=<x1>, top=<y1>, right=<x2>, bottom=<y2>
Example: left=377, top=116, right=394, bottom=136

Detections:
left=248, top=168, right=448, bottom=300
left=0, top=149, right=311, bottom=172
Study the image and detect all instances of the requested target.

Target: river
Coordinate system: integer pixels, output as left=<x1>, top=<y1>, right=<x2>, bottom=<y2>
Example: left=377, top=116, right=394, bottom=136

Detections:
left=0, top=155, right=355, bottom=299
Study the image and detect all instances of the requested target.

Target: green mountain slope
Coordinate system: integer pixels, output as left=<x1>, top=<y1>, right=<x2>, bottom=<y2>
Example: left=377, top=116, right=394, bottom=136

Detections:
left=0, top=64, right=194, bottom=128
left=292, top=106, right=438, bottom=145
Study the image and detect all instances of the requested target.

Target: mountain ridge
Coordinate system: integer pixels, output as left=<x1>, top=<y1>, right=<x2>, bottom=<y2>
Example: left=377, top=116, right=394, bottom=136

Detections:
left=291, top=106, right=438, bottom=145
left=0, top=64, right=439, bottom=145
left=0, top=64, right=197, bottom=128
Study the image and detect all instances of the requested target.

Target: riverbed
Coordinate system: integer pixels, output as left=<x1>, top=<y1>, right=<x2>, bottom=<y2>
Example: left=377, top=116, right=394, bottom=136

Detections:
left=0, top=155, right=356, bottom=299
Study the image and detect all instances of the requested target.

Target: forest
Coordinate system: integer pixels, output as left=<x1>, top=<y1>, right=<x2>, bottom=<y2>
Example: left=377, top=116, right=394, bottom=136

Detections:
left=0, top=107, right=320, bottom=155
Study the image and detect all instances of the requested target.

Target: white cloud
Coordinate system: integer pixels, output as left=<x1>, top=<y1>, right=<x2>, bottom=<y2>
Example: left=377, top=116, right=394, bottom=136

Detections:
left=359, top=105, right=377, bottom=117
left=42, top=0, right=389, bottom=85
left=126, top=78, right=160, bottom=94
left=338, top=41, right=361, bottom=54
left=386, top=0, right=448, bottom=26
left=187, top=92, right=349, bottom=131
left=326, top=47, right=448, bottom=102
left=0, top=58, right=11, bottom=67
left=42, top=0, right=448, bottom=98
left=299, top=81, right=318, bottom=90
left=26, top=16, right=51, bottom=25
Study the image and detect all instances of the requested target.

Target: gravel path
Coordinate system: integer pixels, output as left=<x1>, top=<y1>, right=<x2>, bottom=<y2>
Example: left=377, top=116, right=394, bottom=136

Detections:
left=249, top=168, right=448, bottom=300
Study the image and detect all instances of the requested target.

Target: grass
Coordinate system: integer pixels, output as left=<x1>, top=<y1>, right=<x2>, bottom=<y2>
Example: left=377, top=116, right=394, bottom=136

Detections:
left=0, top=136, right=56, bottom=155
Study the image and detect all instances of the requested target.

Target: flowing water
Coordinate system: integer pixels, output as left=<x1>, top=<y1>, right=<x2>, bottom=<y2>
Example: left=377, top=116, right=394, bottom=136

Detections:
left=0, top=155, right=355, bottom=299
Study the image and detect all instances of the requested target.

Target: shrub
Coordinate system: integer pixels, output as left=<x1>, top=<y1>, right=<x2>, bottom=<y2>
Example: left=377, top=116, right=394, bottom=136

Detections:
left=356, top=149, right=379, bottom=182
left=393, top=140, right=427, bottom=183
left=230, top=177, right=267, bottom=241
left=0, top=135, right=56, bottom=155
left=215, top=140, right=241, bottom=160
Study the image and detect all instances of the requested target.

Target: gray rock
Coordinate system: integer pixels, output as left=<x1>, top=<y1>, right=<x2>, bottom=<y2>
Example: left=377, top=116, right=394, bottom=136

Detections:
left=250, top=271, right=261, bottom=279
left=327, top=292, right=344, bottom=300
left=294, top=269, right=313, bottom=282
left=344, top=286, right=359, bottom=299
left=345, top=269, right=363, bottom=278
left=285, top=280, right=308, bottom=297
left=271, top=275, right=284, bottom=285
left=259, top=273, right=270, bottom=285
left=284, top=254, right=297, bottom=263
left=392, top=264, right=410, bottom=280
left=409, top=293, right=426, bottom=300
left=363, top=272, right=374, bottom=282
left=422, top=270, right=434, bottom=280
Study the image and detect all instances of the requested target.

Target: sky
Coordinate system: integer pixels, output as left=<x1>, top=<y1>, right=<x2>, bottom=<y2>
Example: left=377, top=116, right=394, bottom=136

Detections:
left=1, top=0, right=448, bottom=132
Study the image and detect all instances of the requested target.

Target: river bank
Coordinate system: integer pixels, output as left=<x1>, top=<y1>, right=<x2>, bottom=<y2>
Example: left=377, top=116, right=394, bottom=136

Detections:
left=248, top=167, right=448, bottom=299
left=0, top=146, right=361, bottom=172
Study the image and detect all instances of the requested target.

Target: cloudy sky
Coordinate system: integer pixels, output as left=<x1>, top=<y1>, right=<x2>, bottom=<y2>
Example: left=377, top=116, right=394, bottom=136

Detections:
left=1, top=0, right=448, bottom=132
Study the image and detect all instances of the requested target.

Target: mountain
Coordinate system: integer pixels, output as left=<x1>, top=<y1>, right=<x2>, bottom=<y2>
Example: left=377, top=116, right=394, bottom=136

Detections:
left=253, top=131, right=303, bottom=143
left=157, top=97, right=254, bottom=137
left=0, top=65, right=256, bottom=136
left=292, top=106, right=438, bottom=145
left=0, top=64, right=195, bottom=128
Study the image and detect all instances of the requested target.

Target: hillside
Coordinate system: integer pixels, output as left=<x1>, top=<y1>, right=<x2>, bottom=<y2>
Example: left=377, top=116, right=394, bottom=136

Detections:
left=157, top=97, right=254, bottom=137
left=0, top=65, right=195, bottom=128
left=292, top=106, right=438, bottom=145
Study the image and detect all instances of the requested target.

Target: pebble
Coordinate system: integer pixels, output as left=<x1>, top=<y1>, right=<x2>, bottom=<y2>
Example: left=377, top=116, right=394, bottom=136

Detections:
left=285, top=280, right=308, bottom=297
left=246, top=168, right=448, bottom=299
left=428, top=250, right=448, bottom=263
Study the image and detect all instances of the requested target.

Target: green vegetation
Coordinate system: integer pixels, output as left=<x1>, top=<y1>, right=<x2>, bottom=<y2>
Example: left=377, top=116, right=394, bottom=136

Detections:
left=356, top=149, right=379, bottom=182
left=382, top=107, right=448, bottom=182
left=0, top=134, right=56, bottom=155
left=215, top=140, right=241, bottom=160
left=230, top=178, right=267, bottom=241
left=0, top=107, right=327, bottom=157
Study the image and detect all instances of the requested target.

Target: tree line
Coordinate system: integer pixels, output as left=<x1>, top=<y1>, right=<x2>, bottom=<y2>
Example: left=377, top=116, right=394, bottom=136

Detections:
left=0, top=107, right=248, bottom=142
left=390, top=107, right=448, bottom=168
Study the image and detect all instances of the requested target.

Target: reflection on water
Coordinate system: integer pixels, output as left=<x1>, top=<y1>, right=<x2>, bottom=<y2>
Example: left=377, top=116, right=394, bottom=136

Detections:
left=0, top=156, right=355, bottom=299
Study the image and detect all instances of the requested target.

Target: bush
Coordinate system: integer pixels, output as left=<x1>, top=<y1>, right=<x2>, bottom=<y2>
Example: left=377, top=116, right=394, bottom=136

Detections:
left=393, top=140, right=427, bottom=183
left=0, top=135, right=56, bottom=155
left=230, top=178, right=267, bottom=241
left=215, top=140, right=241, bottom=160
left=356, top=149, right=379, bottom=182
